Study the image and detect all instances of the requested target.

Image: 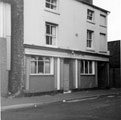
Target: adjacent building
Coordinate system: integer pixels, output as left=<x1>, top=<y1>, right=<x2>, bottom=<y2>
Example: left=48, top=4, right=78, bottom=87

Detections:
left=108, top=40, right=121, bottom=88
left=0, top=0, right=110, bottom=96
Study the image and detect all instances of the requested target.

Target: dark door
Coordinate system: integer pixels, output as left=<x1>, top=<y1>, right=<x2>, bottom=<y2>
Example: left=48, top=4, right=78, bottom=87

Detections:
left=98, top=62, right=108, bottom=88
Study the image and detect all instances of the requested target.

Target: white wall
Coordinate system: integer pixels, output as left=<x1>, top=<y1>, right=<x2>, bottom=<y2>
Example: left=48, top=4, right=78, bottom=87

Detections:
left=24, top=0, right=108, bottom=54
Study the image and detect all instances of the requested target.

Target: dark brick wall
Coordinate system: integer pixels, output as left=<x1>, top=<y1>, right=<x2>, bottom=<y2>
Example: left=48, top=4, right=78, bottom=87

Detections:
left=108, top=40, right=120, bottom=68
left=108, top=40, right=121, bottom=88
left=2, top=0, right=24, bottom=94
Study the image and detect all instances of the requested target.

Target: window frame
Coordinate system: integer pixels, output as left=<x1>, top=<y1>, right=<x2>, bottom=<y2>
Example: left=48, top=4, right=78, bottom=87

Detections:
left=87, top=9, right=94, bottom=22
left=80, top=60, right=95, bottom=75
left=45, top=0, right=58, bottom=11
left=30, top=56, right=54, bottom=75
left=45, top=22, right=57, bottom=46
left=87, top=30, right=94, bottom=48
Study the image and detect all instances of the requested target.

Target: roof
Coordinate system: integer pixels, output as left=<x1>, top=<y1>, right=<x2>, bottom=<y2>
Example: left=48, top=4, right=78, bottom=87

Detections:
left=76, top=0, right=110, bottom=13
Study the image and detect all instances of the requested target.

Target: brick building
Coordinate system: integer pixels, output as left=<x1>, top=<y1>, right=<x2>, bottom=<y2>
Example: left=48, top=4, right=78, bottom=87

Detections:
left=108, top=40, right=121, bottom=88
left=0, top=0, right=110, bottom=97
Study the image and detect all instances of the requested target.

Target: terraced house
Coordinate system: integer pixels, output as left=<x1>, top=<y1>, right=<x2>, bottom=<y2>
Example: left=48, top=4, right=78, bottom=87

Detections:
left=0, top=0, right=110, bottom=97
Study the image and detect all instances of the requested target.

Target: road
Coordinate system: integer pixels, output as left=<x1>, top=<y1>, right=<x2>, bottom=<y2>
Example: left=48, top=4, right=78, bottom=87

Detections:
left=1, top=94, right=121, bottom=120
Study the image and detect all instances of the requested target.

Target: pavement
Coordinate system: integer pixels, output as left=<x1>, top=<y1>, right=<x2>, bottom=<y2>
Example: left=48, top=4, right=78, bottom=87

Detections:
left=1, top=88, right=121, bottom=111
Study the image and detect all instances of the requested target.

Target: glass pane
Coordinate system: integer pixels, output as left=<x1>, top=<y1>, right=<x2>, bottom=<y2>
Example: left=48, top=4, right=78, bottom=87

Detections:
left=52, top=26, right=56, bottom=36
left=80, top=61, right=84, bottom=73
left=46, top=3, right=50, bottom=8
left=46, top=24, right=50, bottom=34
left=89, top=61, right=92, bottom=74
left=31, top=61, right=37, bottom=73
left=45, top=62, right=50, bottom=73
left=46, top=36, right=50, bottom=44
left=52, top=37, right=56, bottom=45
left=38, top=61, right=44, bottom=73
left=50, top=36, right=52, bottom=45
left=85, top=61, right=88, bottom=74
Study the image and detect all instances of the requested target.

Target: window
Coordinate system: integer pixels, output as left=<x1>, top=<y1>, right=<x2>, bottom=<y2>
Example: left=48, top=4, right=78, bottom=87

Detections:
left=87, top=30, right=94, bottom=48
left=80, top=60, right=95, bottom=75
left=87, top=9, right=94, bottom=21
left=46, top=22, right=57, bottom=46
left=100, top=14, right=106, bottom=27
left=31, top=56, right=53, bottom=75
left=100, top=33, right=107, bottom=51
left=46, top=0, right=58, bottom=10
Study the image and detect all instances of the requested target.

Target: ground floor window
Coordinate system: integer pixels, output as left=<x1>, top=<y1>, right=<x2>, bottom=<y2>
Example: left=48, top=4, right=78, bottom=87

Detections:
left=80, top=60, right=95, bottom=75
left=31, top=56, right=53, bottom=75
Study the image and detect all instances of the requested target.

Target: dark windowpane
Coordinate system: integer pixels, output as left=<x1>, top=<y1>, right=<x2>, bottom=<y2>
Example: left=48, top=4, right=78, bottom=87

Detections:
left=46, top=36, right=50, bottom=44
left=38, top=61, right=44, bottom=73
left=46, top=3, right=50, bottom=8
left=85, top=61, right=88, bottom=73
left=89, top=61, right=92, bottom=74
left=46, top=24, right=50, bottom=34
left=81, top=61, right=84, bottom=73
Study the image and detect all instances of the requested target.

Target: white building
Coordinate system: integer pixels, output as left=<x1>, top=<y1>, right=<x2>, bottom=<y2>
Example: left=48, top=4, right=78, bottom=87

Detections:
left=24, top=0, right=110, bottom=93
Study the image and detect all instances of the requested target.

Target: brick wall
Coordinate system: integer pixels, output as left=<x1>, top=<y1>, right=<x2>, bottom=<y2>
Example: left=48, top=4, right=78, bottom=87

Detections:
left=108, top=40, right=120, bottom=68
left=2, top=0, right=24, bottom=94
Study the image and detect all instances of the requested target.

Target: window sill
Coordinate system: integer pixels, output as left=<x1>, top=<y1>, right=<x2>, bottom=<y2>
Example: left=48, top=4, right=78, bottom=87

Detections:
left=45, top=44, right=58, bottom=48
left=30, top=74, right=54, bottom=76
left=86, top=48, right=95, bottom=52
left=44, top=8, right=60, bottom=15
left=100, top=25, right=107, bottom=28
left=87, top=20, right=95, bottom=25
left=80, top=74, right=95, bottom=76
left=99, top=51, right=107, bottom=54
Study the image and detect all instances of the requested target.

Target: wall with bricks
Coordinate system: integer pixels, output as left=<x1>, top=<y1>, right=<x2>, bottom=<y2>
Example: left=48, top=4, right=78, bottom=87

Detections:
left=2, top=0, right=24, bottom=94
left=108, top=40, right=121, bottom=88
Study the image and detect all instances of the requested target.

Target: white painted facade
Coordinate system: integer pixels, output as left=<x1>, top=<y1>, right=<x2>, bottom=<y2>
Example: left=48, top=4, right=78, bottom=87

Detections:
left=24, top=0, right=109, bottom=55
left=24, top=0, right=110, bottom=92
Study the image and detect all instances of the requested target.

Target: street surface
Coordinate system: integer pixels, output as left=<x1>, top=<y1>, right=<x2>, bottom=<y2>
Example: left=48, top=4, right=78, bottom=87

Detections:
left=1, top=94, right=121, bottom=120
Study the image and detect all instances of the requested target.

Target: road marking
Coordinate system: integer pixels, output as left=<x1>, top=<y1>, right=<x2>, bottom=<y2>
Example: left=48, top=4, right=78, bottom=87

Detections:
left=65, top=97, right=98, bottom=103
left=107, top=95, right=115, bottom=98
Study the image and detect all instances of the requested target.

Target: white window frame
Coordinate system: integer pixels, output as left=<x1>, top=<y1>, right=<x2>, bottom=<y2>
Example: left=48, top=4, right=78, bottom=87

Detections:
left=80, top=60, right=95, bottom=75
left=46, top=22, right=57, bottom=46
left=30, top=56, right=54, bottom=75
left=87, top=30, right=94, bottom=48
left=87, top=9, right=94, bottom=22
left=45, top=0, right=58, bottom=10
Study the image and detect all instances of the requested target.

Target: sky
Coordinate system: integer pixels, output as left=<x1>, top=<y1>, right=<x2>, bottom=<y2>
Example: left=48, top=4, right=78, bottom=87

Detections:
left=93, top=0, right=121, bottom=41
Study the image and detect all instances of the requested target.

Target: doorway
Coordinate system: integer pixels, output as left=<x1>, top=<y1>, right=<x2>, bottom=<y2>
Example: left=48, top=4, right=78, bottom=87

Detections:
left=63, top=59, right=70, bottom=91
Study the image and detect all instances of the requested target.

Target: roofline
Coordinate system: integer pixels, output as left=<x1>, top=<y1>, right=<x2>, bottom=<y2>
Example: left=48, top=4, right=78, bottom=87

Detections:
left=76, top=0, right=110, bottom=13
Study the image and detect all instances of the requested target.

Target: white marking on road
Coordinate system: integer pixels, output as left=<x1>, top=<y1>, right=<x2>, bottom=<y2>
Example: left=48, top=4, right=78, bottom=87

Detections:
left=107, top=95, right=114, bottom=98
left=66, top=97, right=98, bottom=103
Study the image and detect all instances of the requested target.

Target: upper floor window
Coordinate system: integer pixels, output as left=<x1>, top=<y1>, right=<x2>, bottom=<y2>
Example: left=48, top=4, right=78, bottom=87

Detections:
left=46, top=0, right=58, bottom=10
left=31, top=56, right=54, bottom=75
left=100, top=14, right=106, bottom=27
left=100, top=33, right=107, bottom=51
left=80, top=60, right=95, bottom=75
left=87, top=30, right=94, bottom=48
left=46, top=22, right=57, bottom=46
left=87, top=9, right=94, bottom=21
